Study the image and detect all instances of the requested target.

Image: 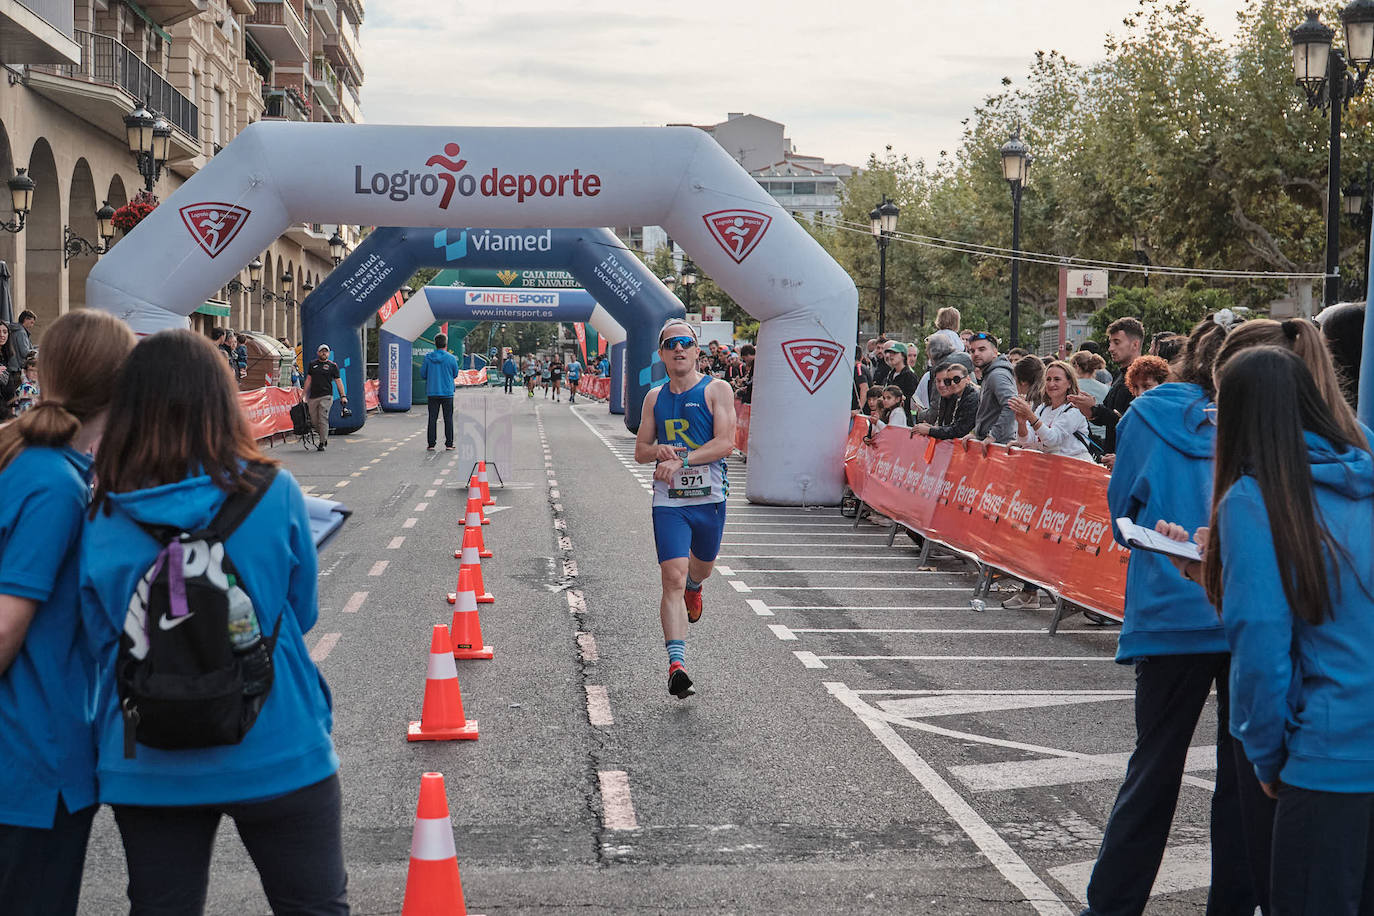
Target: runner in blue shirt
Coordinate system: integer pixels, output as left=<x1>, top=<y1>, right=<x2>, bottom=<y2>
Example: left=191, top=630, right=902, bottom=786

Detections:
left=634, top=320, right=737, bottom=698
left=567, top=358, right=583, bottom=404
left=0, top=310, right=134, bottom=916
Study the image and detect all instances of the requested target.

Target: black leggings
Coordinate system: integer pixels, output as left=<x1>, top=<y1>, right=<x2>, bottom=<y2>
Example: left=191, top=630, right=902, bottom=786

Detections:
left=112, top=774, right=348, bottom=916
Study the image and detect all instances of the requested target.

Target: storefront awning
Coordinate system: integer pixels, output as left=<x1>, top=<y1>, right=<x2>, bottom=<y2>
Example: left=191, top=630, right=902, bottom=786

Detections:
left=194, top=300, right=231, bottom=317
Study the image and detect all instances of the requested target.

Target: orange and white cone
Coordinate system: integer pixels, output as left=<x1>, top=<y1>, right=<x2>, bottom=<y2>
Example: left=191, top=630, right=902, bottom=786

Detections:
left=401, top=772, right=468, bottom=915
left=477, top=461, right=495, bottom=506
left=447, top=526, right=495, bottom=605
left=407, top=625, right=478, bottom=741
left=450, top=567, right=494, bottom=660
left=453, top=506, right=492, bottom=560
left=467, top=479, right=490, bottom=525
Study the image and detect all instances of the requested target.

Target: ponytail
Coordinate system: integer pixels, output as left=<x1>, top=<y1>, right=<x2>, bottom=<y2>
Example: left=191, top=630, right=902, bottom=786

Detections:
left=0, top=402, right=81, bottom=472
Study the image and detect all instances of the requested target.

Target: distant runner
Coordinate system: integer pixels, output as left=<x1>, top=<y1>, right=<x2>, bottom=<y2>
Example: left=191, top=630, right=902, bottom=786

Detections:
left=566, top=357, right=583, bottom=404
left=634, top=320, right=736, bottom=699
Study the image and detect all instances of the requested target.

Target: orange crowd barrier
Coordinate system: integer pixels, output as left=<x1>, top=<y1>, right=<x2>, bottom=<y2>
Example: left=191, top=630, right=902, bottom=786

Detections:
left=239, top=386, right=299, bottom=440
left=733, top=399, right=751, bottom=455
left=844, top=419, right=1126, bottom=621
left=365, top=378, right=380, bottom=410
left=456, top=369, right=487, bottom=387
left=580, top=376, right=611, bottom=400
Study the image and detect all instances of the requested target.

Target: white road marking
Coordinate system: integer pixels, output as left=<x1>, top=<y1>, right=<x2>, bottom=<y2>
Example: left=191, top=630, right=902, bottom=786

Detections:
left=368, top=561, right=388, bottom=576
left=388, top=536, right=405, bottom=549
left=727, top=569, right=953, bottom=575
left=550, top=489, right=561, bottom=499
left=817, top=654, right=1115, bottom=663
left=716, top=566, right=734, bottom=576
left=746, top=599, right=774, bottom=616
left=342, top=591, right=368, bottom=614
left=1049, top=844, right=1212, bottom=905
left=586, top=686, right=613, bottom=726
left=740, top=585, right=970, bottom=592
left=415, top=502, right=429, bottom=512
left=953, top=745, right=1216, bottom=793
left=826, top=682, right=1072, bottom=915
left=486, top=505, right=511, bottom=514
left=577, top=632, right=598, bottom=662
left=371, top=458, right=382, bottom=464
left=563, top=558, right=579, bottom=578
left=440, top=469, right=451, bottom=475
left=334, top=480, right=350, bottom=488
left=791, top=627, right=1116, bottom=636
left=548, top=478, right=558, bottom=486
left=433, top=478, right=444, bottom=485
left=350, top=472, right=362, bottom=478
left=727, top=580, right=751, bottom=593
left=794, top=651, right=827, bottom=669
left=768, top=624, right=797, bottom=641
left=768, top=605, right=974, bottom=611
left=567, top=590, right=586, bottom=615
left=402, top=518, right=417, bottom=529
left=879, top=692, right=1134, bottom=719
left=598, top=771, right=638, bottom=831
left=425, top=489, right=438, bottom=497
left=310, top=632, right=341, bottom=662
left=300, top=485, right=316, bottom=494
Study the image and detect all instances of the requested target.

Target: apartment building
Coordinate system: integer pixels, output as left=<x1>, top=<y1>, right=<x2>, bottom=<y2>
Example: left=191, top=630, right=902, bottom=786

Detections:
left=0, top=0, right=365, bottom=344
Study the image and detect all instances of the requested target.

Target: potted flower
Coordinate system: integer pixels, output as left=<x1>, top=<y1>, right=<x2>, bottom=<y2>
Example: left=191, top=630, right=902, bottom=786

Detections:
left=111, top=190, right=159, bottom=233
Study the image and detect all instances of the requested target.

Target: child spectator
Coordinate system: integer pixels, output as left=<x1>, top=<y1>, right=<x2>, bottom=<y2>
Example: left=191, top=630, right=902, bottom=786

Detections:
left=1125, top=355, right=1171, bottom=396
left=13, top=353, right=39, bottom=414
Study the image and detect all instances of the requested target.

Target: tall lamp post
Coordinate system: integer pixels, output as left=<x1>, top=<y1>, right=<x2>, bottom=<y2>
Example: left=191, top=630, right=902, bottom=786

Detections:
left=123, top=102, right=172, bottom=194
left=1290, top=4, right=1374, bottom=309
left=680, top=261, right=699, bottom=311
left=1343, top=162, right=1373, bottom=298
left=1000, top=133, right=1031, bottom=346
left=868, top=197, right=899, bottom=337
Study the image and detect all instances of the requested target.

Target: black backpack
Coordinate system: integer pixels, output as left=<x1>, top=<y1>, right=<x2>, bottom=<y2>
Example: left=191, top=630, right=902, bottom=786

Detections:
left=116, top=464, right=281, bottom=758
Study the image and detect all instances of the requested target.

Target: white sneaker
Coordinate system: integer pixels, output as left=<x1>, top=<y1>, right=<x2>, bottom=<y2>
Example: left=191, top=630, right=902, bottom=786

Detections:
left=1001, top=591, right=1041, bottom=610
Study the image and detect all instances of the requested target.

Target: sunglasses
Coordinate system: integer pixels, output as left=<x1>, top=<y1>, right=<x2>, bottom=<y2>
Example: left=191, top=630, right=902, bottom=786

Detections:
left=936, top=375, right=967, bottom=387
left=660, top=336, right=697, bottom=351
left=968, top=333, right=994, bottom=342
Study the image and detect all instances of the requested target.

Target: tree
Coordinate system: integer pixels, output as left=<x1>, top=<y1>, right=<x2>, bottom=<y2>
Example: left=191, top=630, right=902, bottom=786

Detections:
left=1087, top=283, right=1235, bottom=341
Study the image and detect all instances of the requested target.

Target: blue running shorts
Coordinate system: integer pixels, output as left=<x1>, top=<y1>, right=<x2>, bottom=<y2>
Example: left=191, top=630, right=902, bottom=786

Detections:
left=652, top=502, right=727, bottom=564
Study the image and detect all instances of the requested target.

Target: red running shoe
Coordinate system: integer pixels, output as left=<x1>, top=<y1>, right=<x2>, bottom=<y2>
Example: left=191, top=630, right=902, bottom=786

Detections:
left=668, top=662, right=695, bottom=699
left=685, top=587, right=703, bottom=623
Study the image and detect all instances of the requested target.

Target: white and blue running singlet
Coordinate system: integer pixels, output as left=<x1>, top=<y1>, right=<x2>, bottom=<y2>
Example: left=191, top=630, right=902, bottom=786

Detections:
left=651, top=375, right=728, bottom=508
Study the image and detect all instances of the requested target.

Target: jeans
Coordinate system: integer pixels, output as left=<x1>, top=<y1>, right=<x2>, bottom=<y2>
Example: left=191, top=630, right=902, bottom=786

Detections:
left=112, top=773, right=348, bottom=916
left=427, top=396, right=454, bottom=448
left=0, top=798, right=97, bottom=916
left=307, top=395, right=332, bottom=446
left=503, top=373, right=514, bottom=393
left=1271, top=786, right=1374, bottom=915
left=1082, top=653, right=1260, bottom=916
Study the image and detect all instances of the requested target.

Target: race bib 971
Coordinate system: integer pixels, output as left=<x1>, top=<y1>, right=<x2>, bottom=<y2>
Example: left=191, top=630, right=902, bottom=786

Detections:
left=668, top=467, right=710, bottom=499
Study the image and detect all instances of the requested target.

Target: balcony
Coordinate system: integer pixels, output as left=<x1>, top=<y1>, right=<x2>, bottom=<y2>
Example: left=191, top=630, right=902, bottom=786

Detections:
left=0, top=0, right=78, bottom=63
left=262, top=84, right=309, bottom=121
left=27, top=29, right=200, bottom=157
left=310, top=55, right=338, bottom=108
left=137, top=0, right=207, bottom=28
left=227, top=0, right=255, bottom=14
left=337, top=0, right=361, bottom=26
left=333, top=81, right=360, bottom=123
left=245, top=0, right=307, bottom=63
left=323, top=18, right=361, bottom=84
left=307, top=0, right=336, bottom=38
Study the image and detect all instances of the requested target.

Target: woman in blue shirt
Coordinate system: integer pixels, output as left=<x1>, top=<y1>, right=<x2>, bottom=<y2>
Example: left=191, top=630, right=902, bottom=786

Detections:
left=81, top=329, right=347, bottom=914
left=1202, top=346, right=1374, bottom=914
left=0, top=310, right=135, bottom=916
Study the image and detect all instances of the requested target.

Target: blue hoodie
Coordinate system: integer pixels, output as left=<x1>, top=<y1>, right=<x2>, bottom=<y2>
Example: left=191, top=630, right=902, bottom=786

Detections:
left=502, top=357, right=518, bottom=377
left=1220, top=434, right=1374, bottom=792
left=1107, top=382, right=1228, bottom=661
left=79, top=469, right=338, bottom=806
left=0, top=447, right=97, bottom=827
left=420, top=348, right=460, bottom=397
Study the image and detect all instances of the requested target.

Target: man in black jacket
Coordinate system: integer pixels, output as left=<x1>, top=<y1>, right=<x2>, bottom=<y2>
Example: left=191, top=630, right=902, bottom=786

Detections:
left=1068, top=316, right=1142, bottom=457
left=915, top=355, right=979, bottom=439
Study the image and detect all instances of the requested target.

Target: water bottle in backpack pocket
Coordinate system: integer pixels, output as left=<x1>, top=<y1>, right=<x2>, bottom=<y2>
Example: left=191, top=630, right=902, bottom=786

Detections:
left=115, top=465, right=281, bottom=758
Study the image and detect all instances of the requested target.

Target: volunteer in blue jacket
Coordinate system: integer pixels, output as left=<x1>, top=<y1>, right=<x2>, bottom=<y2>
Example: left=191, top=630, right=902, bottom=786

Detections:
left=501, top=353, right=518, bottom=394
left=567, top=356, right=583, bottom=404
left=81, top=329, right=347, bottom=914
left=1203, top=345, right=1374, bottom=915
left=0, top=310, right=134, bottom=916
left=420, top=332, right=460, bottom=451
left=1083, top=315, right=1262, bottom=916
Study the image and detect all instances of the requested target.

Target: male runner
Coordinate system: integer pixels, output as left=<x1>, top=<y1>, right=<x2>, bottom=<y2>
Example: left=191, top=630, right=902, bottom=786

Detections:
left=634, top=320, right=737, bottom=699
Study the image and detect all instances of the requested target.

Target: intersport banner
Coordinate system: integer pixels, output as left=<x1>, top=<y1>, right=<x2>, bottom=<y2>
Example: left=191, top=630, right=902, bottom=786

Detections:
left=843, top=421, right=1127, bottom=621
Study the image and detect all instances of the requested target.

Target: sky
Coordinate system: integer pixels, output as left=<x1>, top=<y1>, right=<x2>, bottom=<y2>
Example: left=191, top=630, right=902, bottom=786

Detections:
left=360, top=0, right=1249, bottom=169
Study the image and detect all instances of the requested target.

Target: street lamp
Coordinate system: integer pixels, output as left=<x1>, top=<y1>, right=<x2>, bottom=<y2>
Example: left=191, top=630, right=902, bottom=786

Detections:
left=661, top=274, right=677, bottom=292
left=62, top=201, right=117, bottom=266
left=328, top=230, right=346, bottom=264
left=1290, top=3, right=1374, bottom=308
left=124, top=102, right=172, bottom=193
left=1345, top=163, right=1374, bottom=297
left=869, top=197, right=899, bottom=337
left=226, top=256, right=263, bottom=295
left=0, top=168, right=34, bottom=234
left=680, top=261, right=699, bottom=311
left=1000, top=133, right=1031, bottom=346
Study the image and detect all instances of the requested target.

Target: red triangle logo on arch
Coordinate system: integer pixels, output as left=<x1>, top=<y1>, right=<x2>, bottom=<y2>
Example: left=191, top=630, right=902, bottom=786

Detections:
left=781, top=338, right=844, bottom=395
left=702, top=209, right=772, bottom=263
left=179, top=203, right=251, bottom=259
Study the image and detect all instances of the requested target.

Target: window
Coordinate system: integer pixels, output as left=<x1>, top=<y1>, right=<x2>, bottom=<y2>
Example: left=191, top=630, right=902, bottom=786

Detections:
left=213, top=89, right=225, bottom=146
left=792, top=181, right=816, bottom=195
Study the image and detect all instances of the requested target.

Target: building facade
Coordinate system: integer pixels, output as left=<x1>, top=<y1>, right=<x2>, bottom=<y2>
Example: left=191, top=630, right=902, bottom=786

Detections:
left=0, top=0, right=365, bottom=346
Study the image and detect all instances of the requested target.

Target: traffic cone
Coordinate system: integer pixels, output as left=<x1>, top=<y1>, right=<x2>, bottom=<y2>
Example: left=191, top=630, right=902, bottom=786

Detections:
left=448, top=526, right=495, bottom=605
left=401, top=772, right=468, bottom=915
left=407, top=625, right=479, bottom=741
left=477, top=461, right=495, bottom=506
left=467, top=479, right=490, bottom=525
left=453, top=505, right=492, bottom=560
left=450, top=567, right=494, bottom=660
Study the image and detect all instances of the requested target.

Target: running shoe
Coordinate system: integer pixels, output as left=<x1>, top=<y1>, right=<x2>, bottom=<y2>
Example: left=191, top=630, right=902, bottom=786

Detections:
left=668, top=662, right=695, bottom=699
left=1001, top=590, right=1041, bottom=610
left=685, top=587, right=704, bottom=623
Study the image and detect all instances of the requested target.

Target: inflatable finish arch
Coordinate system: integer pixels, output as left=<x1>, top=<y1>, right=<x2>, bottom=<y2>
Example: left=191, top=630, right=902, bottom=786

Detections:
left=379, top=284, right=627, bottom=412
left=86, top=123, right=858, bottom=504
